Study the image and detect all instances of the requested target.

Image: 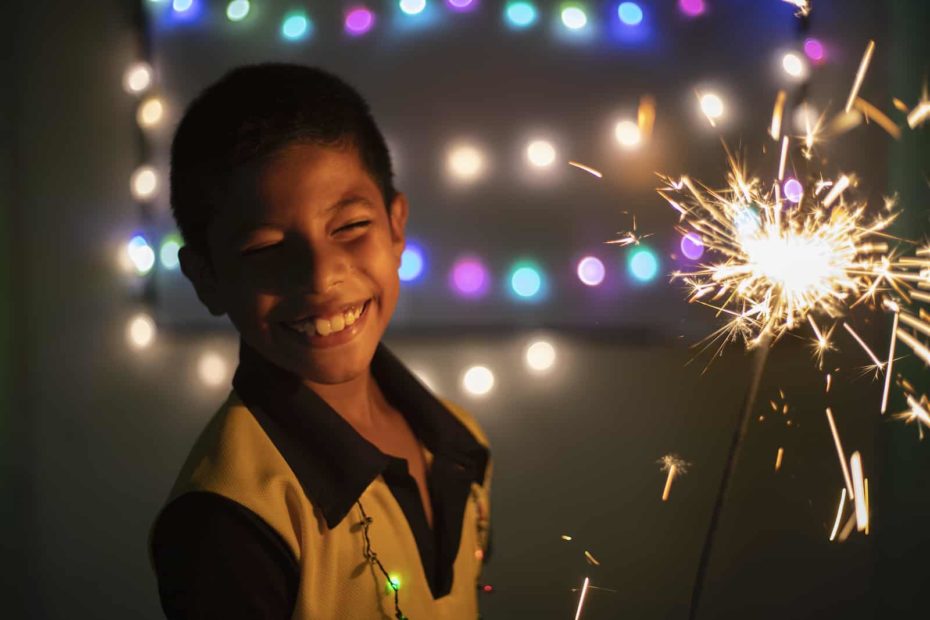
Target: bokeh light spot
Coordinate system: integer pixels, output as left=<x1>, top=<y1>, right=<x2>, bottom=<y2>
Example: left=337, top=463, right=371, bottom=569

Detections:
left=462, top=365, right=495, bottom=396
left=680, top=233, right=705, bottom=260
left=628, top=247, right=659, bottom=282
left=399, top=244, right=425, bottom=282
left=577, top=256, right=605, bottom=286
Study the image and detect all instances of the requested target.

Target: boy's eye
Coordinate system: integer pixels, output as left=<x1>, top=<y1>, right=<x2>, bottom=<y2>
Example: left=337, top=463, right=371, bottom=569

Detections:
left=337, top=220, right=371, bottom=233
left=241, top=242, right=282, bottom=256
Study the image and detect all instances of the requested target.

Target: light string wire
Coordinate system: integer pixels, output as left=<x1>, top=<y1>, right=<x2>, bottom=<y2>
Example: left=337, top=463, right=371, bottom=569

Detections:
left=356, top=499, right=408, bottom=620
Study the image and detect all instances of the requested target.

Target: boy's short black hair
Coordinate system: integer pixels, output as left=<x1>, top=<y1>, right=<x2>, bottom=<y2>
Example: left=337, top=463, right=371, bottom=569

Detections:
left=170, top=63, right=397, bottom=259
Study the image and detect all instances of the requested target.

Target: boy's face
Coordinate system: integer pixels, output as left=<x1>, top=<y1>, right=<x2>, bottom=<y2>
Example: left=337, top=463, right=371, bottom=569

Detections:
left=180, top=143, right=407, bottom=386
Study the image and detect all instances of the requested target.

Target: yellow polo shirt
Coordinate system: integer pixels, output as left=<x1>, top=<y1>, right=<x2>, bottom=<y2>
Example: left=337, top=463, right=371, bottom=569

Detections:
left=149, top=341, right=492, bottom=620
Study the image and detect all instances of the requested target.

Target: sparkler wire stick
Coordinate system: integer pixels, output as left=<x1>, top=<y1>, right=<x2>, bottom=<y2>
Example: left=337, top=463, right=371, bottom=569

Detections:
left=688, top=335, right=771, bottom=620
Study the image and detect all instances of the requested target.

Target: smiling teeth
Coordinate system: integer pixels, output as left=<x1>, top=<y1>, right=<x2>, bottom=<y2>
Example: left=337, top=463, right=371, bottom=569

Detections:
left=290, top=303, right=364, bottom=336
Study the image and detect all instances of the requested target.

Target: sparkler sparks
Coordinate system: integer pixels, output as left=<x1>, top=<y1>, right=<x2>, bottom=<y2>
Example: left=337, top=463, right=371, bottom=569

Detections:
left=782, top=0, right=811, bottom=17
left=573, top=577, right=591, bottom=620
left=660, top=148, right=897, bottom=358
left=774, top=447, right=784, bottom=471
left=845, top=40, right=875, bottom=113
left=825, top=407, right=855, bottom=499
left=658, top=454, right=690, bottom=501
left=828, top=487, right=847, bottom=541
left=850, top=451, right=868, bottom=532
left=568, top=160, right=604, bottom=178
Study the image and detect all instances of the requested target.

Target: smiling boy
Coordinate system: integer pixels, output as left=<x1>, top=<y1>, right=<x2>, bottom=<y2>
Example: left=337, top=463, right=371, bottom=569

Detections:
left=148, top=64, right=492, bottom=619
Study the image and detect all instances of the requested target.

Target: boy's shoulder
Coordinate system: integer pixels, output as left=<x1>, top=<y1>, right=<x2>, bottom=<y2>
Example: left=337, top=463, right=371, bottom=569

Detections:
left=162, top=390, right=301, bottom=518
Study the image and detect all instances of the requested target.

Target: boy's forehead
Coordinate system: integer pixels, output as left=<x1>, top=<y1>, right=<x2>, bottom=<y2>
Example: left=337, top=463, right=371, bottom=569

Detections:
left=217, top=144, right=380, bottom=234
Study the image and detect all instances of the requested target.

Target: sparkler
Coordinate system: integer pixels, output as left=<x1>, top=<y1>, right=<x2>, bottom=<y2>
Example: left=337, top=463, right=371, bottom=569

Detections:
left=658, top=454, right=690, bottom=501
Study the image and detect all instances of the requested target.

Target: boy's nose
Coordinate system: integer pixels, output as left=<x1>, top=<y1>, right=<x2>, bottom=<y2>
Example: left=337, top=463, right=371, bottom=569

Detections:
left=293, top=243, right=349, bottom=294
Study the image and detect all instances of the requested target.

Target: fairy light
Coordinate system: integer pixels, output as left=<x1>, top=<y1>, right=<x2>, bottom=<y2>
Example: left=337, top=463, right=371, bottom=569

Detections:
left=197, top=352, right=228, bottom=387
left=781, top=52, right=808, bottom=80
left=226, top=0, right=250, bottom=21
left=614, top=119, right=642, bottom=149
left=526, top=139, right=557, bottom=167
left=127, top=235, right=156, bottom=275
left=123, top=62, right=153, bottom=95
left=699, top=92, right=724, bottom=125
left=127, top=313, right=156, bottom=349
left=447, top=144, right=486, bottom=182
left=130, top=165, right=158, bottom=200
left=525, top=340, right=556, bottom=372
left=463, top=366, right=495, bottom=396
left=137, top=97, right=165, bottom=128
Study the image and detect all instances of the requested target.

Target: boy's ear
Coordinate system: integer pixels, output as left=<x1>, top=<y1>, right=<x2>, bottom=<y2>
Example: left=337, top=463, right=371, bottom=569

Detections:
left=178, top=246, right=227, bottom=317
left=388, top=192, right=409, bottom=262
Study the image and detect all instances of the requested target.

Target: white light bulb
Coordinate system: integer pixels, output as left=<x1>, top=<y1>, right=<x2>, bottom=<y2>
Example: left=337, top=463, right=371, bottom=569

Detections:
left=198, top=352, right=228, bottom=387
left=131, top=166, right=158, bottom=200
left=462, top=365, right=495, bottom=397
left=700, top=92, right=725, bottom=120
left=126, top=314, right=156, bottom=349
left=137, top=97, right=165, bottom=128
left=123, top=62, right=153, bottom=95
left=526, top=140, right=556, bottom=168
left=525, top=340, right=556, bottom=372
left=614, top=119, right=642, bottom=148
left=447, top=144, right=485, bottom=182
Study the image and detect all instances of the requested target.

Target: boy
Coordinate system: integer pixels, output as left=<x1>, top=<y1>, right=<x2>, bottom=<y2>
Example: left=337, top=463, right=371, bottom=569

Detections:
left=148, top=64, right=492, bottom=620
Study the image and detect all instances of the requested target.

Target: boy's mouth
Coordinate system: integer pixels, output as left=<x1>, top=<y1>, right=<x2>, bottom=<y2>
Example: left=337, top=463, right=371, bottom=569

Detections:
left=281, top=298, right=372, bottom=339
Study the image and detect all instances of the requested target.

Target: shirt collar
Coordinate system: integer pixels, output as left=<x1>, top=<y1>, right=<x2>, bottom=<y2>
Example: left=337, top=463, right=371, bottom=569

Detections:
left=231, top=338, right=489, bottom=529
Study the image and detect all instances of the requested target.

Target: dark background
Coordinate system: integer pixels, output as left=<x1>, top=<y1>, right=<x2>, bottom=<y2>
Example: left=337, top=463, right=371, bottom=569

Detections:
left=2, top=1, right=928, bottom=618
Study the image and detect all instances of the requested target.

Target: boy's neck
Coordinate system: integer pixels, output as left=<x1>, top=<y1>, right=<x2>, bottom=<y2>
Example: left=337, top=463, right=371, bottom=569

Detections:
left=303, top=369, right=390, bottom=431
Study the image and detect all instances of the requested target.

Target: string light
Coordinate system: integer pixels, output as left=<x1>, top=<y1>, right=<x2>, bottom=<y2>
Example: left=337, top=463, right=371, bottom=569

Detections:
left=525, top=340, right=557, bottom=372
left=628, top=246, right=659, bottom=282
left=462, top=365, right=495, bottom=396
left=680, top=233, right=704, bottom=260
left=617, top=2, right=643, bottom=26
left=699, top=92, right=725, bottom=123
left=509, top=263, right=544, bottom=299
left=804, top=37, right=825, bottom=62
left=526, top=139, right=557, bottom=168
left=450, top=256, right=490, bottom=298
left=127, top=313, right=156, bottom=349
left=783, top=178, right=804, bottom=203
left=560, top=4, right=588, bottom=30
left=678, top=0, right=705, bottom=17
left=123, top=62, right=153, bottom=95
left=136, top=97, right=165, bottom=128
left=399, top=244, right=425, bottom=282
left=159, top=233, right=182, bottom=270
left=505, top=1, right=537, bottom=28
left=447, top=143, right=486, bottom=182
left=614, top=119, right=642, bottom=148
left=447, top=0, right=478, bottom=12
left=130, top=165, right=159, bottom=200
left=782, top=51, right=808, bottom=80
left=281, top=12, right=311, bottom=41
left=576, top=256, right=606, bottom=286
left=399, top=0, right=427, bottom=16
left=127, top=235, right=156, bottom=275
left=198, top=351, right=228, bottom=387
left=226, top=0, right=250, bottom=21
left=345, top=6, right=376, bottom=36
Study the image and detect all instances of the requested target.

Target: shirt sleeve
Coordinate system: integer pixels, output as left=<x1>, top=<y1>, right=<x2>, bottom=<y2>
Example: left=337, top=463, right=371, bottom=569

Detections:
left=150, top=491, right=299, bottom=620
